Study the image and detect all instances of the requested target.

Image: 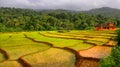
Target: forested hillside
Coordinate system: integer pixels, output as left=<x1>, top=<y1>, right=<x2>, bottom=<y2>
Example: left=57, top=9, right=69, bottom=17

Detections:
left=82, top=7, right=120, bottom=17
left=0, top=7, right=120, bottom=32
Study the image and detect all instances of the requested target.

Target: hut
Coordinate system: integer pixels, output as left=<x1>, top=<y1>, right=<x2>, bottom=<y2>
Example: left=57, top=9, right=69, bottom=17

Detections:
left=95, top=22, right=116, bottom=31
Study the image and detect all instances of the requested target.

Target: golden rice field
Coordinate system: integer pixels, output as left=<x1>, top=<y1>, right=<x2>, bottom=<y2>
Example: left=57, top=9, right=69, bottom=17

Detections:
left=0, top=30, right=116, bottom=67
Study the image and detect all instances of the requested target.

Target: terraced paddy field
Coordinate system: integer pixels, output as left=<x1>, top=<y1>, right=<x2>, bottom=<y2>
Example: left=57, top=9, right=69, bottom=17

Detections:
left=0, top=30, right=116, bottom=67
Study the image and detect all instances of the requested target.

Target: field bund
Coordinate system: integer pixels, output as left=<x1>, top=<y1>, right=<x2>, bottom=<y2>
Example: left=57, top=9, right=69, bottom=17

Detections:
left=0, top=30, right=116, bottom=67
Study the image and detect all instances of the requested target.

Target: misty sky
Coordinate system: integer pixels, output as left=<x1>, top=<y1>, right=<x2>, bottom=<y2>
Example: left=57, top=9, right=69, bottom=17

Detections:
left=0, top=0, right=120, bottom=10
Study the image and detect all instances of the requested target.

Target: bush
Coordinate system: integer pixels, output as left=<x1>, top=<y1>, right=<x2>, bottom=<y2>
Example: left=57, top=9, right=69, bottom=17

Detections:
left=115, top=29, right=120, bottom=45
left=101, top=46, right=120, bottom=67
left=100, top=47, right=117, bottom=67
left=111, top=46, right=120, bottom=67
left=100, top=29, right=120, bottom=67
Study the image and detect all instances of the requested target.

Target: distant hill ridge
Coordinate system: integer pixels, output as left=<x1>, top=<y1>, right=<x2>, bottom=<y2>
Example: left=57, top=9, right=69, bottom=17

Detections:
left=81, top=7, right=120, bottom=17
left=36, top=7, right=120, bottom=17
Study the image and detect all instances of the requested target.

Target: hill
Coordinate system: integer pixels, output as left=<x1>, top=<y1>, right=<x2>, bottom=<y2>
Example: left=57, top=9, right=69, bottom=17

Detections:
left=81, top=7, right=120, bottom=17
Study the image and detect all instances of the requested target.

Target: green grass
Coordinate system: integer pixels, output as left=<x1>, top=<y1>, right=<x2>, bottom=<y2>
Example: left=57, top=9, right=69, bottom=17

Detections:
left=0, top=33, right=50, bottom=60
left=85, top=40, right=105, bottom=45
left=68, top=44, right=93, bottom=51
left=0, top=34, right=12, bottom=46
left=47, top=30, right=116, bottom=37
left=39, top=32, right=110, bottom=45
left=26, top=32, right=95, bottom=51
left=26, top=32, right=86, bottom=47
left=43, top=30, right=116, bottom=45
left=1, top=44, right=50, bottom=60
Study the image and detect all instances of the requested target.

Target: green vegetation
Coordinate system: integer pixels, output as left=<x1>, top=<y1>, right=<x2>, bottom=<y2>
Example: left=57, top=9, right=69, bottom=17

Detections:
left=0, top=30, right=116, bottom=67
left=100, top=29, right=120, bottom=67
left=40, top=30, right=116, bottom=45
left=116, top=29, right=120, bottom=45
left=0, top=6, right=119, bottom=67
left=100, top=46, right=120, bottom=67
left=0, top=7, right=120, bottom=32
left=26, top=32, right=88, bottom=48
left=0, top=33, right=50, bottom=60
left=68, top=43, right=92, bottom=51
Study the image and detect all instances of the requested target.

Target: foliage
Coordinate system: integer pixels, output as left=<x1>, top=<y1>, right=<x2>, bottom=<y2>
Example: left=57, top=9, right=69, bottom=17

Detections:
left=0, top=7, right=120, bottom=32
left=115, top=29, right=120, bottom=45
left=100, top=46, right=120, bottom=67
left=100, top=55, right=115, bottom=67
left=100, top=29, right=120, bottom=67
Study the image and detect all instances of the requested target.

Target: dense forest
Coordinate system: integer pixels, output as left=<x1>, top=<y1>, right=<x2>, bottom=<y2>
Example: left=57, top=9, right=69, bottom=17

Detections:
left=0, top=7, right=120, bottom=32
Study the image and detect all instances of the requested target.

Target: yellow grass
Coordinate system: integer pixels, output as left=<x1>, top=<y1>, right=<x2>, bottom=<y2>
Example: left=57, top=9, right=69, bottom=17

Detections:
left=0, top=61, right=22, bottom=67
left=79, top=46, right=112, bottom=59
left=20, top=48, right=75, bottom=67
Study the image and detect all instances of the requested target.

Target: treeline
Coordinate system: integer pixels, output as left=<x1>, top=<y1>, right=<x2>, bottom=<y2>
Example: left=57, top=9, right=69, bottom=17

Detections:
left=0, top=7, right=120, bottom=32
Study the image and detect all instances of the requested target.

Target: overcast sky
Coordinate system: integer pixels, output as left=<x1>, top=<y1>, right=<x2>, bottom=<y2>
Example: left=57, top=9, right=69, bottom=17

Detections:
left=0, top=0, right=120, bottom=10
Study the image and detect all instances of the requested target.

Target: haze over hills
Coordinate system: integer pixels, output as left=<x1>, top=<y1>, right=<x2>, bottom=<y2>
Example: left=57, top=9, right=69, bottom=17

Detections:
left=33, top=7, right=120, bottom=17
left=1, top=6, right=120, bottom=16
left=81, top=7, right=120, bottom=17
left=35, top=7, right=120, bottom=17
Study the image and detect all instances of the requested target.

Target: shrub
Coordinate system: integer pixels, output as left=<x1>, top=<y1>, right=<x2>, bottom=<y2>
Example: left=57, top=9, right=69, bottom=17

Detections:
left=115, top=29, right=120, bottom=45
left=100, top=46, right=120, bottom=67
left=100, top=29, right=120, bottom=67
